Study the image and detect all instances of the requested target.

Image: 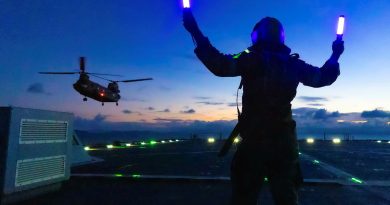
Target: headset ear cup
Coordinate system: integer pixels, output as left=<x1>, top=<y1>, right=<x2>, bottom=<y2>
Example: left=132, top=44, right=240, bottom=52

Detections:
left=251, top=31, right=258, bottom=44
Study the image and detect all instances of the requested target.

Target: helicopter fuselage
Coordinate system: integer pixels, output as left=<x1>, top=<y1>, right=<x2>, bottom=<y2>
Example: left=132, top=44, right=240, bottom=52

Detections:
left=73, top=78, right=120, bottom=103
left=39, top=57, right=152, bottom=106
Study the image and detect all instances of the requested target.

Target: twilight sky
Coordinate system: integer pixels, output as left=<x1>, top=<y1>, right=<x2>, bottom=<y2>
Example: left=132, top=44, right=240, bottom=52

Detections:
left=1, top=0, right=390, bottom=132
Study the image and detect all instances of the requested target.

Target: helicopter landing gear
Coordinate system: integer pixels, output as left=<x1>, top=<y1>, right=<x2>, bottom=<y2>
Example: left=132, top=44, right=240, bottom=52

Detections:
left=116, top=102, right=119, bottom=106
left=102, top=102, right=104, bottom=106
left=83, top=97, right=88, bottom=102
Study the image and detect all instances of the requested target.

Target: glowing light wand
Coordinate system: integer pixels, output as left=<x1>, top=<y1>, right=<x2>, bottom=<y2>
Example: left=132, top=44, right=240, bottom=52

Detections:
left=183, top=0, right=191, bottom=9
left=336, top=15, right=345, bottom=41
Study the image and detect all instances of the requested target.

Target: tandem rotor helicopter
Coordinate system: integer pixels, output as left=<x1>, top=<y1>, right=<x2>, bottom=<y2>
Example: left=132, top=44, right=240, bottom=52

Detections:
left=39, top=57, right=153, bottom=106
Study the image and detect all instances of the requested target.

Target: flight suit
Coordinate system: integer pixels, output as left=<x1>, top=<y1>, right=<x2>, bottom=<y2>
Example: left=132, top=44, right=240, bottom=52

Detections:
left=194, top=37, right=340, bottom=205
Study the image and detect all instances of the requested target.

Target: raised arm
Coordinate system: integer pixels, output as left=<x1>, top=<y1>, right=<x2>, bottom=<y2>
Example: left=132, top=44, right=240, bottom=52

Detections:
left=183, top=9, right=242, bottom=77
left=297, top=40, right=344, bottom=87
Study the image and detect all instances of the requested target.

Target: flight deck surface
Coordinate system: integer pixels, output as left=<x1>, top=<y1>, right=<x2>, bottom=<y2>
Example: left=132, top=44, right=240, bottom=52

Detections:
left=17, top=140, right=390, bottom=205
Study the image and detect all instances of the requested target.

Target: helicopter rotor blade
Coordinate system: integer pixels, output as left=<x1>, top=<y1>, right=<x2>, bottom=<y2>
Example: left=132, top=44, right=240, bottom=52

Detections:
left=39, top=72, right=79, bottom=75
left=39, top=71, right=121, bottom=76
left=116, top=78, right=153, bottom=83
left=85, top=72, right=122, bottom=77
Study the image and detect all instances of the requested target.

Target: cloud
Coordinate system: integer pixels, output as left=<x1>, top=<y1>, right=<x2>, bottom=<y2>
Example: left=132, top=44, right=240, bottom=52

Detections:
left=73, top=108, right=390, bottom=138
left=313, top=109, right=340, bottom=120
left=293, top=108, right=339, bottom=120
left=308, top=103, right=324, bottom=107
left=154, top=118, right=184, bottom=123
left=298, top=96, right=328, bottom=102
left=27, top=83, right=50, bottom=95
left=158, top=109, right=170, bottom=113
left=227, top=102, right=242, bottom=107
left=146, top=107, right=155, bottom=111
left=181, top=109, right=196, bottom=114
left=93, top=114, right=108, bottom=122
left=194, top=96, right=211, bottom=100
left=197, top=101, right=224, bottom=105
left=75, top=115, right=237, bottom=134
left=361, top=109, right=390, bottom=118
left=122, top=109, right=133, bottom=114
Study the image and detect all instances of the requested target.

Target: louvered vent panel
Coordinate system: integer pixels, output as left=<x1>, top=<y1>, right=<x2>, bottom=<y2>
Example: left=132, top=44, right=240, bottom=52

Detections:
left=15, top=156, right=66, bottom=187
left=20, top=119, right=68, bottom=144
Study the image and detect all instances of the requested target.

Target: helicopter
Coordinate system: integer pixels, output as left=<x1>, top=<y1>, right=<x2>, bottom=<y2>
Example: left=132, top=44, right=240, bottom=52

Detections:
left=39, top=57, right=153, bottom=106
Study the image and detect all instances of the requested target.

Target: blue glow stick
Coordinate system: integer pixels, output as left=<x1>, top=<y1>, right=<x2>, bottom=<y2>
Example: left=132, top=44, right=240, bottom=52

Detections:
left=183, top=0, right=190, bottom=8
left=336, top=15, right=345, bottom=40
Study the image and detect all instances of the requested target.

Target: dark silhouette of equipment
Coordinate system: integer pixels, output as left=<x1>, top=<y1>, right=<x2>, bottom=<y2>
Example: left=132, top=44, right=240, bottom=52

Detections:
left=39, top=57, right=153, bottom=106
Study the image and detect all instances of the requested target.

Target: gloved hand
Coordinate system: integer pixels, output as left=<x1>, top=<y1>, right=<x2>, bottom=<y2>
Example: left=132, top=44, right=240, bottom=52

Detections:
left=332, top=40, right=344, bottom=57
left=183, top=9, right=201, bottom=36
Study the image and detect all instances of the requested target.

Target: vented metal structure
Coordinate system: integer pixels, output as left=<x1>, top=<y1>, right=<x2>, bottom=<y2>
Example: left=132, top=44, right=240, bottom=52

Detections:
left=15, top=155, right=66, bottom=187
left=0, top=107, right=73, bottom=204
left=19, top=119, right=68, bottom=144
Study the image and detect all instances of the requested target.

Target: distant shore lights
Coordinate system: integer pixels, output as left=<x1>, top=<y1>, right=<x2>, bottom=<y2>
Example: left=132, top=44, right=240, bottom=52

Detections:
left=306, top=138, right=315, bottom=144
left=208, top=137, right=215, bottom=143
left=183, top=0, right=190, bottom=8
left=332, top=138, right=341, bottom=144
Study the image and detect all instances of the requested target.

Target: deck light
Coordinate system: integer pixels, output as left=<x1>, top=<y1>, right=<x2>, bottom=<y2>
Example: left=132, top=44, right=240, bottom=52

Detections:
left=126, top=143, right=131, bottom=147
left=351, top=177, right=363, bottom=184
left=106, top=145, right=114, bottom=149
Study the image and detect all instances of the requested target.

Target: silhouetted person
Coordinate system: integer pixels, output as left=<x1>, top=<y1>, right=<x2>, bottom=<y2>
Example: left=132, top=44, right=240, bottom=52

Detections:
left=183, top=10, right=344, bottom=205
